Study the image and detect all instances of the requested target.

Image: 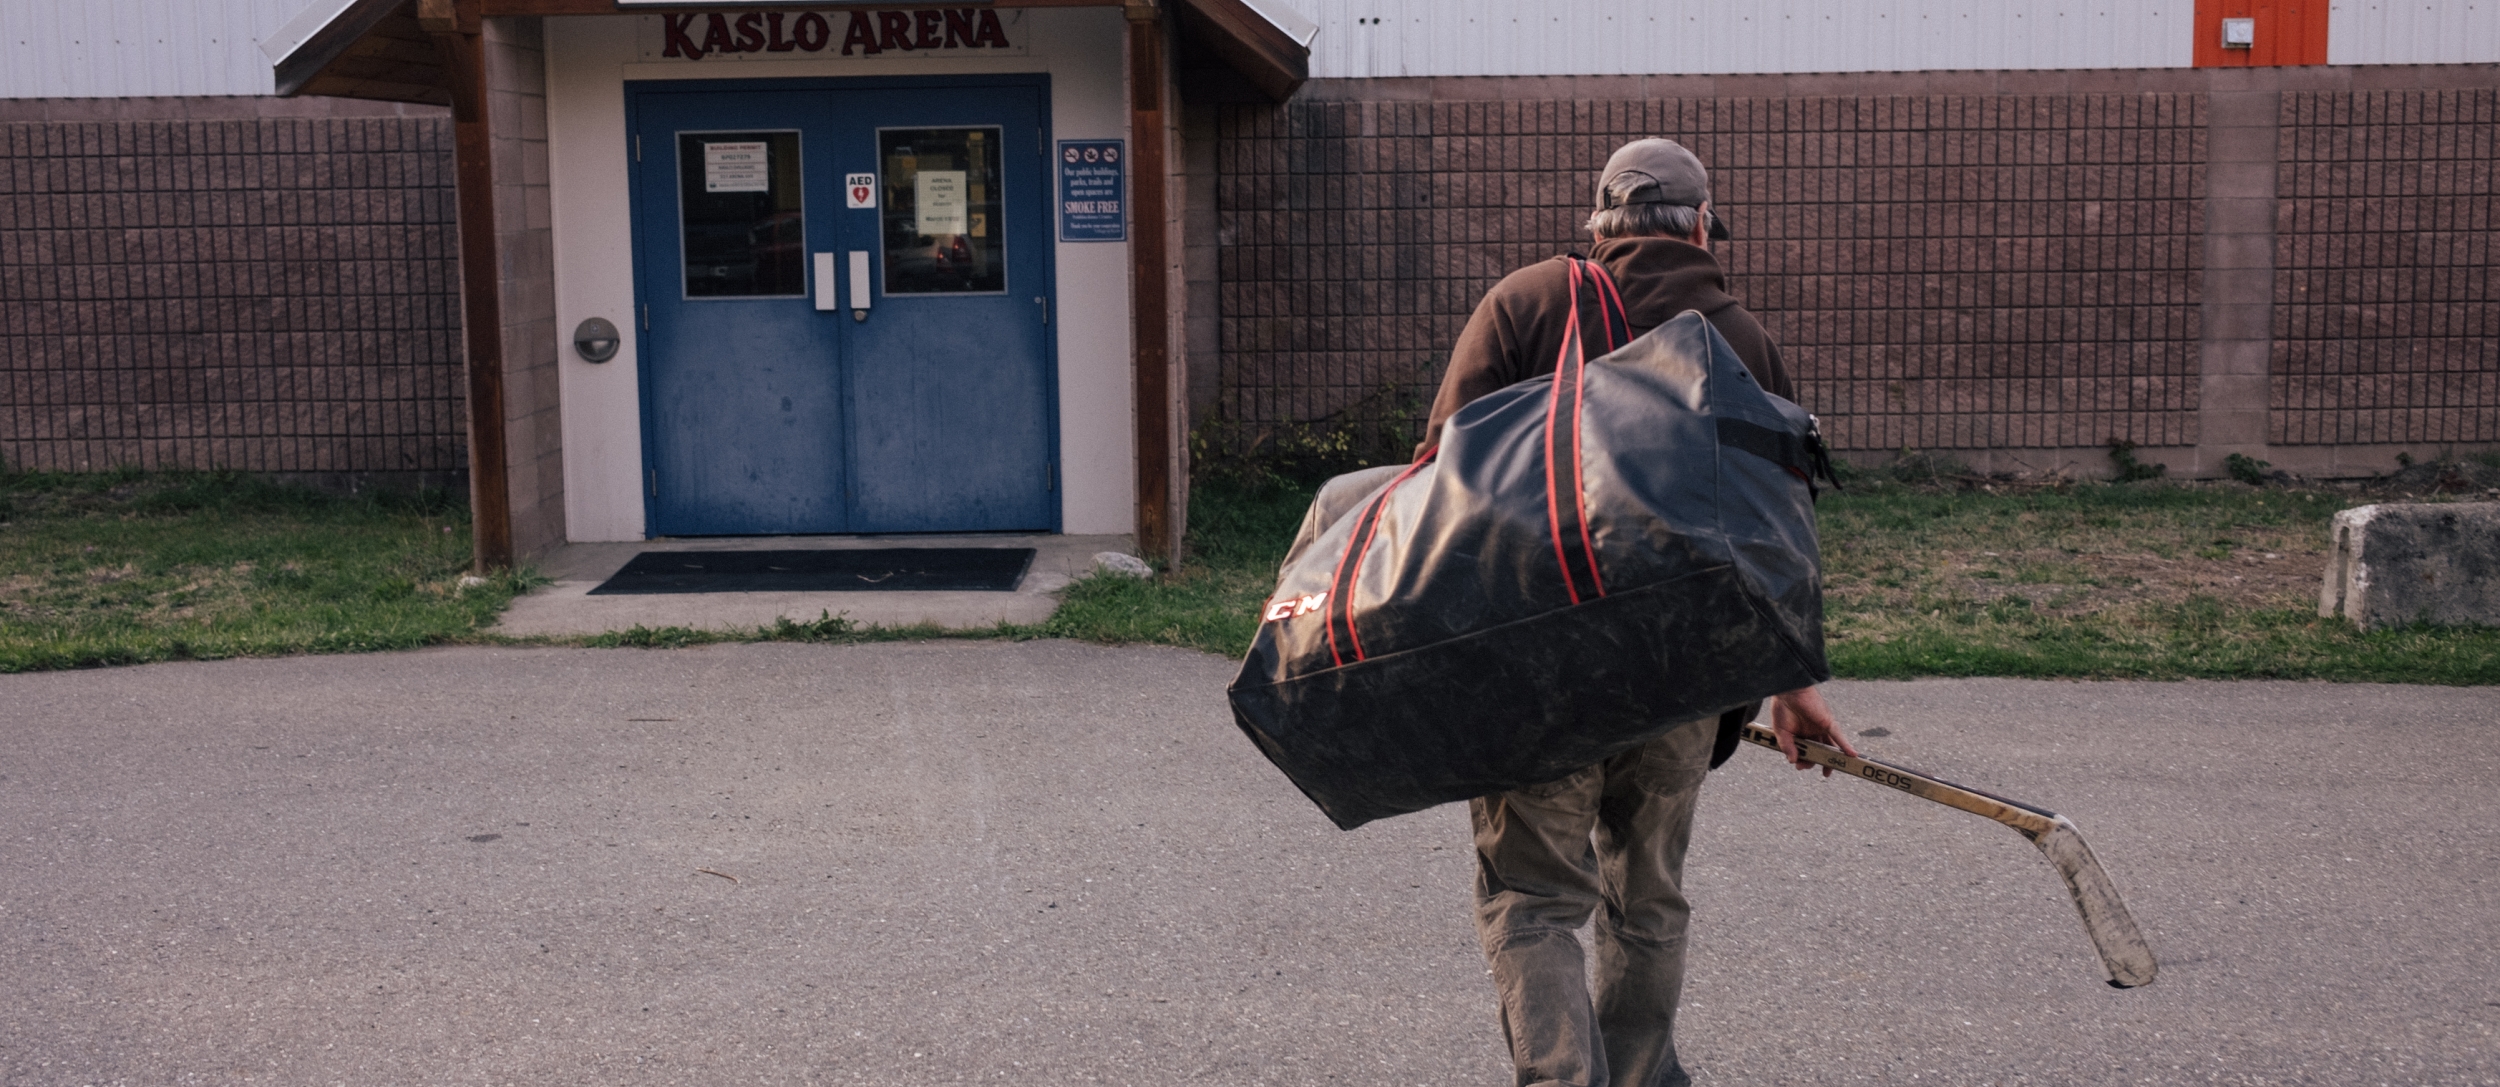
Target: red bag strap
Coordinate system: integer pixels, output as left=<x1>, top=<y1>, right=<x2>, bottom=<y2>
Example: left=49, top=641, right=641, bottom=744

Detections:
left=1322, top=451, right=1435, bottom=668
left=1318, top=257, right=1625, bottom=666
left=1543, top=258, right=1621, bottom=604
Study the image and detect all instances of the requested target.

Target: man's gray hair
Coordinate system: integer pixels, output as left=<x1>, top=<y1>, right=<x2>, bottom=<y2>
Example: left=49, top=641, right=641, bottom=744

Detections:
left=1587, top=171, right=1704, bottom=239
left=1586, top=200, right=1703, bottom=240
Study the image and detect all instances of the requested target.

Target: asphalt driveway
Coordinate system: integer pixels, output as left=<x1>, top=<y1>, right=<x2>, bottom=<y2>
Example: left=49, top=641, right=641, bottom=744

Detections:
left=2, top=642, right=2493, bottom=1085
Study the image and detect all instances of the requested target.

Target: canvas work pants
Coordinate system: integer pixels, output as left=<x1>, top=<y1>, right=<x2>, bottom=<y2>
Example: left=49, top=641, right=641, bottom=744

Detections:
left=1469, top=715, right=1717, bottom=1087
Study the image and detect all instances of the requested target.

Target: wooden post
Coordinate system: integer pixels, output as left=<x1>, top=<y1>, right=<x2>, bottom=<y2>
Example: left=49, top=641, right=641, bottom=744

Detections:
left=1126, top=0, right=1175, bottom=563
left=431, top=0, right=513, bottom=572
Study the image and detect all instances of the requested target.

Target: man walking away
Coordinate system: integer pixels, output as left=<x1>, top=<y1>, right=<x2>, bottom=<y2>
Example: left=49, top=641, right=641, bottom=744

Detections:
left=1420, top=138, right=1861, bottom=1087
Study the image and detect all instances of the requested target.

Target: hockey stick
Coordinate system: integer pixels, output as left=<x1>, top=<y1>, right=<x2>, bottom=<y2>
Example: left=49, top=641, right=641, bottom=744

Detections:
left=1740, top=722, right=2158, bottom=989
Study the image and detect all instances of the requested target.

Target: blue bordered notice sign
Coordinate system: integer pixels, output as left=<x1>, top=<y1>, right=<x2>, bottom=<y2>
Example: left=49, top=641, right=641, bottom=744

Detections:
left=1057, top=139, right=1125, bottom=242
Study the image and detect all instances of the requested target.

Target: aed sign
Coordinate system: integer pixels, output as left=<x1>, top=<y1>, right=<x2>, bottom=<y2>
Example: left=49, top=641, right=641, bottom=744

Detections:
left=637, top=9, right=1026, bottom=61
left=1057, top=139, right=1125, bottom=243
left=845, top=172, right=876, bottom=209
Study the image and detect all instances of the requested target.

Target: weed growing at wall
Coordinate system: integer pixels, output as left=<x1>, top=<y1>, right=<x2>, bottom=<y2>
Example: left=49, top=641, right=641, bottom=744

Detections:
left=2224, top=453, right=2274, bottom=485
left=2106, top=439, right=2168, bottom=482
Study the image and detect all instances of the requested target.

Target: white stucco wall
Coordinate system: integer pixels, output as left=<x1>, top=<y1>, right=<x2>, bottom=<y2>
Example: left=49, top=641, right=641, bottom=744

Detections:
left=543, top=8, right=1134, bottom=541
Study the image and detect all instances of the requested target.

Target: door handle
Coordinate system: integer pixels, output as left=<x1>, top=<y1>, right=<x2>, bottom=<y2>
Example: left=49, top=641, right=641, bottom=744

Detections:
left=848, top=250, right=872, bottom=321
left=813, top=253, right=838, bottom=312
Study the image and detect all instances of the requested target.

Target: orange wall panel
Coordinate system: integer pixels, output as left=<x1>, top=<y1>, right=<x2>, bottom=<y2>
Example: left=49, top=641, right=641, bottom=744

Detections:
left=2194, top=0, right=2331, bottom=67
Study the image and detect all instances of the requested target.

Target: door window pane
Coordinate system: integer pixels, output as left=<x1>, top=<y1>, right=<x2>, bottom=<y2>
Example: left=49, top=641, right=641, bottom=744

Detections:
left=879, top=127, right=1005, bottom=295
left=677, top=131, right=805, bottom=298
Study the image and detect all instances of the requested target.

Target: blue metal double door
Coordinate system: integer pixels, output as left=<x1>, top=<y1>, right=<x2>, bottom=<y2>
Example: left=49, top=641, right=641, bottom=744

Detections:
left=630, top=76, right=1056, bottom=536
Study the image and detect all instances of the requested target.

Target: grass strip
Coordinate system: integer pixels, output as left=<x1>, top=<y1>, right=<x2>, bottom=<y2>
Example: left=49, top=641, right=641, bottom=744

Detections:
left=1033, top=476, right=2497, bottom=685
left=5, top=468, right=2490, bottom=684
left=0, top=469, right=538, bottom=672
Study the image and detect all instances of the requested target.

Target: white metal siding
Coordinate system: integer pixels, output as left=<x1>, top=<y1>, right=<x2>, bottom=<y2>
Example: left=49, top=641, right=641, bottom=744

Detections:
left=5, top=1, right=2490, bottom=98
left=1282, top=0, right=2198, bottom=77
left=2329, top=2, right=2500, bottom=64
left=1, top=0, right=315, bottom=98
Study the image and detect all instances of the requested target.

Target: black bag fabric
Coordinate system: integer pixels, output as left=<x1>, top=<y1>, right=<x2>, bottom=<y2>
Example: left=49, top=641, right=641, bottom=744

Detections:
left=1227, top=259, right=1833, bottom=830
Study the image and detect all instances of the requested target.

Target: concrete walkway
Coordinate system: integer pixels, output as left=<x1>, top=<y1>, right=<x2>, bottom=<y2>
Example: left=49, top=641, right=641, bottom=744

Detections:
left=494, top=533, right=1132, bottom=636
left=2, top=644, right=2495, bottom=1085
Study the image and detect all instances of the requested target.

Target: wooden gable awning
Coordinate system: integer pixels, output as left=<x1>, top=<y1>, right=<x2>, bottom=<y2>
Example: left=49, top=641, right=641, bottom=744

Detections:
left=1170, top=0, right=1314, bottom=102
left=266, top=0, right=1313, bottom=105
left=267, top=0, right=451, bottom=104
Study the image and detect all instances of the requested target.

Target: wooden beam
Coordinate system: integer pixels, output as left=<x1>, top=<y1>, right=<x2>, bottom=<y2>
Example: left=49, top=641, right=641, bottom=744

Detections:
left=432, top=3, right=515, bottom=572
left=417, top=0, right=459, bottom=31
left=1126, top=0, right=1175, bottom=562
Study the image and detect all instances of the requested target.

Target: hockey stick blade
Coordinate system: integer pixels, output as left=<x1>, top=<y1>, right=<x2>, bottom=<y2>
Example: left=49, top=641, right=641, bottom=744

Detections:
left=1740, top=723, right=2158, bottom=989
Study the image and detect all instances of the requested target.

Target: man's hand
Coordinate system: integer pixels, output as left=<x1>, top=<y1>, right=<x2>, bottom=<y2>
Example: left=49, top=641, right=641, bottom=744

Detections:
left=1769, top=686, right=1858, bottom=776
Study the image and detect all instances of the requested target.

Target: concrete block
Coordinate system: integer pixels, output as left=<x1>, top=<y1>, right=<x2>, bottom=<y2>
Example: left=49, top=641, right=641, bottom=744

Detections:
left=2207, top=90, right=2283, bottom=129
left=2320, top=503, right=2500, bottom=630
left=2207, top=121, right=2280, bottom=164
left=2205, top=196, right=2278, bottom=234
left=2199, top=301, right=2273, bottom=343
left=2205, top=159, right=2279, bottom=197
left=2204, top=232, right=2277, bottom=272
left=2196, top=409, right=2267, bottom=446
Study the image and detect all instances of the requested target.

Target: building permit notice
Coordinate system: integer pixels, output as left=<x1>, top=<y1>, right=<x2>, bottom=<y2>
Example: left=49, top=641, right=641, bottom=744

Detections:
left=703, top=142, right=769, bottom=193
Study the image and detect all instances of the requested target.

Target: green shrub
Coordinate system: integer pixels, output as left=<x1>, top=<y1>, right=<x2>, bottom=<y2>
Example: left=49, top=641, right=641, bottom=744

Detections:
left=2106, top=439, right=2167, bottom=482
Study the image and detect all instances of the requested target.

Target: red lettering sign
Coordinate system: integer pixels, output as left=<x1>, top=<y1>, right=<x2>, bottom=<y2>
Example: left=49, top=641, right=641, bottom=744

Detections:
left=971, top=10, right=1008, bottom=48
left=661, top=13, right=702, bottom=57
left=662, top=8, right=1012, bottom=60
left=876, top=11, right=912, bottom=51
left=841, top=11, right=881, bottom=55
left=699, top=13, right=735, bottom=54
left=792, top=12, right=830, bottom=51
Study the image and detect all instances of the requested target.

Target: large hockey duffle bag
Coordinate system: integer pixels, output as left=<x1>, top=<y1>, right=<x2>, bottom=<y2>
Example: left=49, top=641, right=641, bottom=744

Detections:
left=1227, top=259, right=1834, bottom=830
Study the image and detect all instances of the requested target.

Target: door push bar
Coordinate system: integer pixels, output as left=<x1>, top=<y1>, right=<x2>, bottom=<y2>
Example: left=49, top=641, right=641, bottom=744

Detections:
left=813, top=251, right=874, bottom=322
left=813, top=252, right=837, bottom=313
left=849, top=251, right=872, bottom=321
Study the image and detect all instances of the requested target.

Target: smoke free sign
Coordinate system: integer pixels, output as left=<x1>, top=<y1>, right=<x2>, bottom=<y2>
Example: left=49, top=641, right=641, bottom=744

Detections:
left=1058, top=140, right=1125, bottom=242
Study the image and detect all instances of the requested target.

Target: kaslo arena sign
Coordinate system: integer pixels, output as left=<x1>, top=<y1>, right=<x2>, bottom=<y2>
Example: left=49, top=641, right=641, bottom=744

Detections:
left=638, top=8, right=1024, bottom=61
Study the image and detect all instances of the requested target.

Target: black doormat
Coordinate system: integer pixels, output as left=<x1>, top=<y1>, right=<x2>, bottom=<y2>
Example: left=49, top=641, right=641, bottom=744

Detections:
left=588, top=548, right=1035, bottom=595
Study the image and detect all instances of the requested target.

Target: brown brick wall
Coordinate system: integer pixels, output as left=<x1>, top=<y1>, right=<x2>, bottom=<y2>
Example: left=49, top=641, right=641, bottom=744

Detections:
left=1214, top=67, right=2500, bottom=473
left=1214, top=92, right=2209, bottom=455
left=2272, top=87, right=2498, bottom=446
left=0, top=111, right=463, bottom=481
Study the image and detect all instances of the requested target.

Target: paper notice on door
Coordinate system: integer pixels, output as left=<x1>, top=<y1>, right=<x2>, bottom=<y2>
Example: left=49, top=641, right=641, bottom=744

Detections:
left=703, top=141, right=770, bottom=193
left=915, top=170, right=967, bottom=235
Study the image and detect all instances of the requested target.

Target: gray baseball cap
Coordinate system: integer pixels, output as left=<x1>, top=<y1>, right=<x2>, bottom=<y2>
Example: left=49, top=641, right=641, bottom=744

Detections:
left=1596, top=138, right=1731, bottom=239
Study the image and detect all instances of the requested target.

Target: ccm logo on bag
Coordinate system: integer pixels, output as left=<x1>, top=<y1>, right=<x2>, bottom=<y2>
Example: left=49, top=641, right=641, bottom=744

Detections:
left=1263, top=592, right=1328, bottom=622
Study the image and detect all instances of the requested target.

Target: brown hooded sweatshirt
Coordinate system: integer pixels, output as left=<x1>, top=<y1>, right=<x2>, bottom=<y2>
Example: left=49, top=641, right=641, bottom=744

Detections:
left=1418, top=236, right=1791, bottom=455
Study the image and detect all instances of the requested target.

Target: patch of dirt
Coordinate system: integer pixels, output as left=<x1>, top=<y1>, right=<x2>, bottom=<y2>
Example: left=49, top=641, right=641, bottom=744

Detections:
left=1993, top=547, right=2316, bottom=614
left=1831, top=546, right=2331, bottom=617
